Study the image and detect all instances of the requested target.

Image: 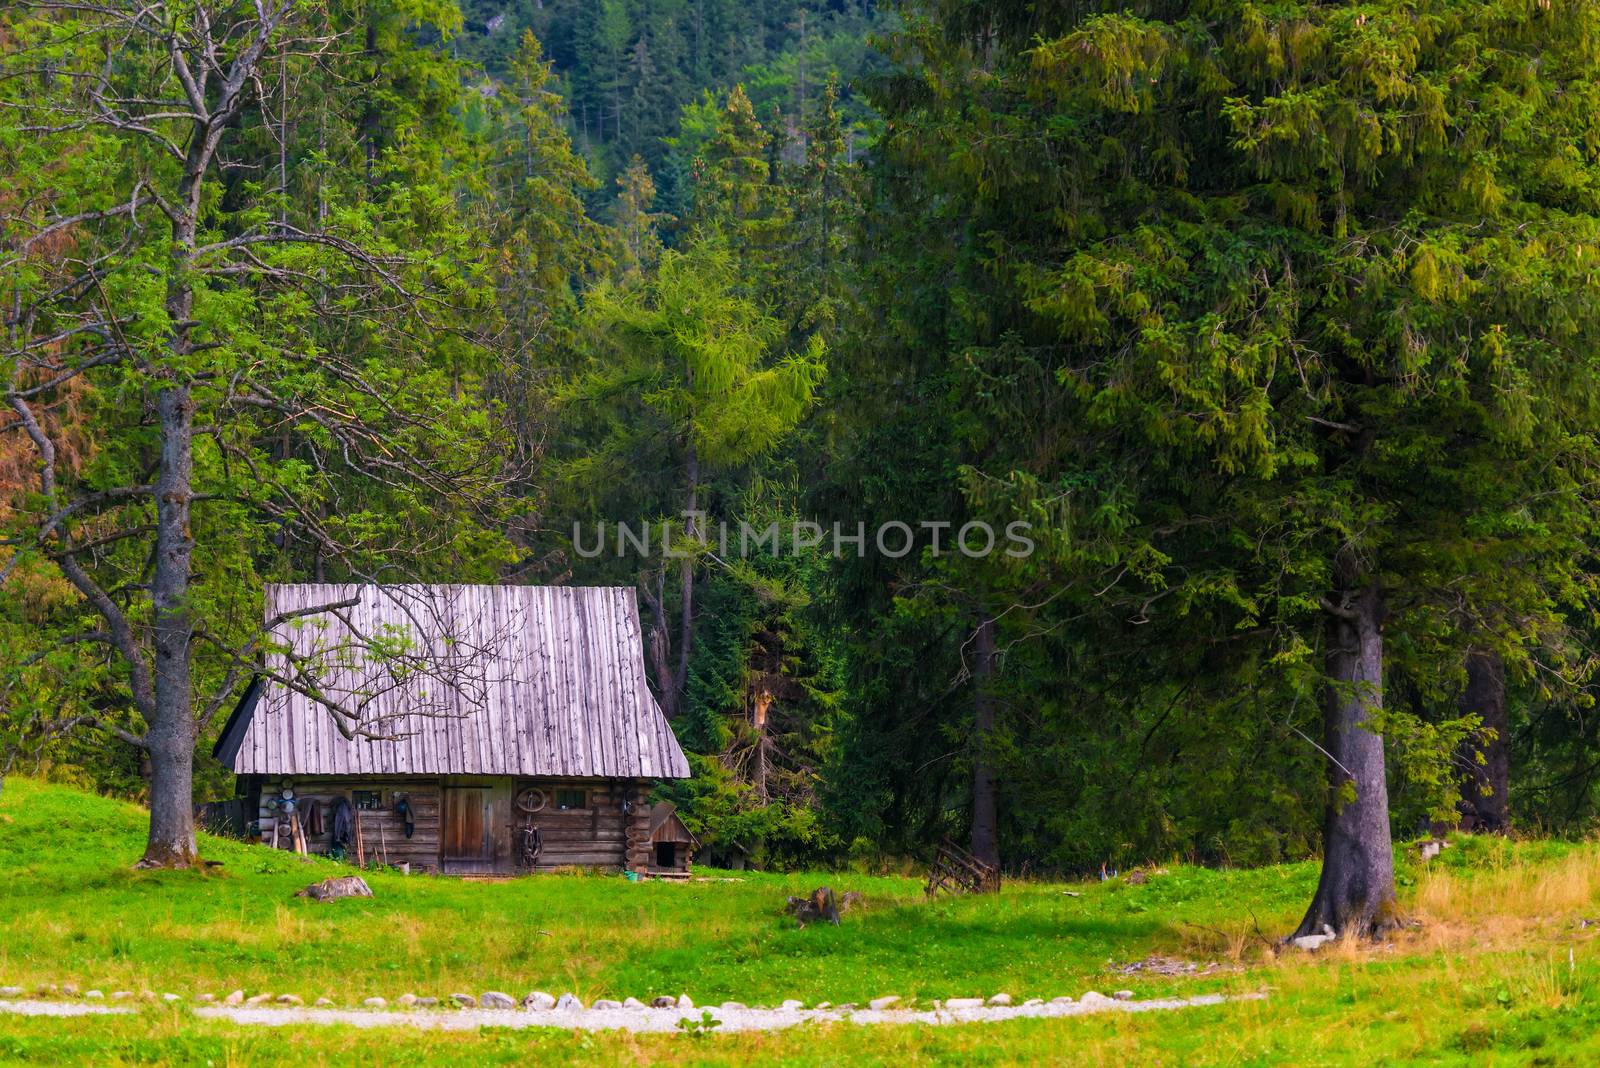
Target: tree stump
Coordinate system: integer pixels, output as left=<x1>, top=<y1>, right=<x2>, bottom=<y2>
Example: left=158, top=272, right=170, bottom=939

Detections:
left=786, top=886, right=841, bottom=926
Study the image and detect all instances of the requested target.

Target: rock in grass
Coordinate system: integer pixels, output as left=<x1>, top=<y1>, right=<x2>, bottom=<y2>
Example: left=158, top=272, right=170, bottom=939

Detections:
left=481, top=991, right=516, bottom=1010
left=1292, top=934, right=1333, bottom=952
left=416, top=997, right=438, bottom=1008
left=1079, top=991, right=1112, bottom=1006
left=0, top=987, right=22, bottom=999
left=84, top=990, right=104, bottom=1000
left=110, top=992, right=132, bottom=1001
left=815, top=1002, right=832, bottom=1010
left=522, top=991, right=555, bottom=1011
left=623, top=997, right=647, bottom=1009
left=943, top=998, right=983, bottom=1010
left=1051, top=996, right=1075, bottom=1005
left=1023, top=998, right=1043, bottom=1007
left=677, top=993, right=694, bottom=1010
left=987, top=993, right=1013, bottom=1007
left=223, top=990, right=245, bottom=1006
left=650, top=996, right=676, bottom=1008
left=397, top=993, right=418, bottom=1008
left=868, top=996, right=900, bottom=1011
left=244, top=993, right=273, bottom=1007
left=60, top=984, right=79, bottom=997
left=276, top=994, right=304, bottom=1006
left=1113, top=990, right=1134, bottom=1001
left=836, top=1003, right=857, bottom=1012
left=593, top=999, right=622, bottom=1010
left=196, top=994, right=216, bottom=1004
left=362, top=997, right=387, bottom=1009
left=295, top=876, right=373, bottom=902
left=450, top=993, right=476, bottom=1008
left=556, top=993, right=583, bottom=1012
left=779, top=999, right=802, bottom=1011
left=314, top=998, right=334, bottom=1007
left=162, top=993, right=182, bottom=1003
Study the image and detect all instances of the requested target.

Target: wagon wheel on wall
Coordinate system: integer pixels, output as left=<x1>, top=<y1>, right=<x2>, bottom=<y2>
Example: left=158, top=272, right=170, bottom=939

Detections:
left=514, top=787, right=546, bottom=814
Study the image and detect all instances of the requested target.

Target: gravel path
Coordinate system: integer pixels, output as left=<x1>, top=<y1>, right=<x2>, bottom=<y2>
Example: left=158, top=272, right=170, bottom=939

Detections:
left=0, top=1000, right=133, bottom=1018
left=208, top=992, right=1259, bottom=1033
left=3, top=992, right=1263, bottom=1033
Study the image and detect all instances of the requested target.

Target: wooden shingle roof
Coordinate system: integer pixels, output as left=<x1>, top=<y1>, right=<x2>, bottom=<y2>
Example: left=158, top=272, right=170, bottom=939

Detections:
left=216, top=583, right=690, bottom=780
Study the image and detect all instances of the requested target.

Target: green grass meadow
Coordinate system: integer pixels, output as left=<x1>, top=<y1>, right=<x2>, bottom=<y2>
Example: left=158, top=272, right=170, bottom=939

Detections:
left=4, top=778, right=1600, bottom=1064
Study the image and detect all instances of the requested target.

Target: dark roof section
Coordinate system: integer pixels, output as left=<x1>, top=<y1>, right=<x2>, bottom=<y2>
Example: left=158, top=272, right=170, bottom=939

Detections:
left=222, top=583, right=690, bottom=780
left=212, top=674, right=264, bottom=766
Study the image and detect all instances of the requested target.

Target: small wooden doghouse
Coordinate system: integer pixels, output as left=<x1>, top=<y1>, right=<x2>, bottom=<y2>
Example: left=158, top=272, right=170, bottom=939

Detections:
left=214, top=583, right=691, bottom=875
left=646, top=801, right=696, bottom=877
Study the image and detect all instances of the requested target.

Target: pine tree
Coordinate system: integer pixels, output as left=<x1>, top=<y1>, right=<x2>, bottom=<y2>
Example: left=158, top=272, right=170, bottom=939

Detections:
left=612, top=155, right=668, bottom=281
left=686, top=84, right=793, bottom=305
left=486, top=31, right=611, bottom=465
left=691, top=85, right=775, bottom=232
left=787, top=75, right=858, bottom=340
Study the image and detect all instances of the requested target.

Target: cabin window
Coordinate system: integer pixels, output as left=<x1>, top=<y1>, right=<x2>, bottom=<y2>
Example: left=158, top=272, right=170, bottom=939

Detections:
left=352, top=790, right=382, bottom=811
left=554, top=788, right=587, bottom=811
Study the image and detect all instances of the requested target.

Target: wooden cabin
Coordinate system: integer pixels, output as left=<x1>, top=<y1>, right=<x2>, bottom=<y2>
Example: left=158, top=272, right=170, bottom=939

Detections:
left=214, top=583, right=691, bottom=875
left=647, top=801, right=696, bottom=877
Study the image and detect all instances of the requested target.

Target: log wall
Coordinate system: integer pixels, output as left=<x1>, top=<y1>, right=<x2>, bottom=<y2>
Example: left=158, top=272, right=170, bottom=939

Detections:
left=253, top=775, right=653, bottom=875
left=625, top=792, right=653, bottom=874
left=256, top=776, right=442, bottom=872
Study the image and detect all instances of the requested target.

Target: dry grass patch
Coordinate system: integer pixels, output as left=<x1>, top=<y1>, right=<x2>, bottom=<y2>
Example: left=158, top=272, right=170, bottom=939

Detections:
left=1413, top=844, right=1600, bottom=923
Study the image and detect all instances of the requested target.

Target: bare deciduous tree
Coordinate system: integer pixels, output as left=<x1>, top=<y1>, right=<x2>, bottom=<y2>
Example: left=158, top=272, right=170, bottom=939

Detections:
left=1, top=0, right=510, bottom=865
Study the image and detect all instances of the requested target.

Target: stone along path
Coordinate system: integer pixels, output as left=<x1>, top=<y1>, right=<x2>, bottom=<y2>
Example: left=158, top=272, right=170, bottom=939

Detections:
left=1, top=989, right=1265, bottom=1034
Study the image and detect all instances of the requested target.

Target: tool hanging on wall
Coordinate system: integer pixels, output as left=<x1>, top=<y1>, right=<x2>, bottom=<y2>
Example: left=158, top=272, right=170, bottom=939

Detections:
left=393, top=796, right=415, bottom=838
left=517, top=823, right=542, bottom=869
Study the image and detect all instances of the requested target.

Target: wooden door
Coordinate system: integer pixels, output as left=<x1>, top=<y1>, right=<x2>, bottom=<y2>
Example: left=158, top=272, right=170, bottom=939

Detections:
left=440, top=788, right=490, bottom=871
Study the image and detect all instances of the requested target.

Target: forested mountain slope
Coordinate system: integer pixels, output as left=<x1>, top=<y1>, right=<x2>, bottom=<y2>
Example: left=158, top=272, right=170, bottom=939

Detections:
left=453, top=0, right=887, bottom=213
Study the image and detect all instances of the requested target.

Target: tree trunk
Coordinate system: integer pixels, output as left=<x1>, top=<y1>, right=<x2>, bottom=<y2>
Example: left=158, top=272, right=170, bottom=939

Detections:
left=142, top=133, right=204, bottom=867
left=970, top=613, right=1000, bottom=870
left=754, top=730, right=770, bottom=805
left=674, top=443, right=698, bottom=709
left=1457, top=649, right=1509, bottom=833
left=1294, top=581, right=1396, bottom=938
left=639, top=569, right=677, bottom=718
left=361, top=17, right=380, bottom=187
left=139, top=385, right=199, bottom=869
